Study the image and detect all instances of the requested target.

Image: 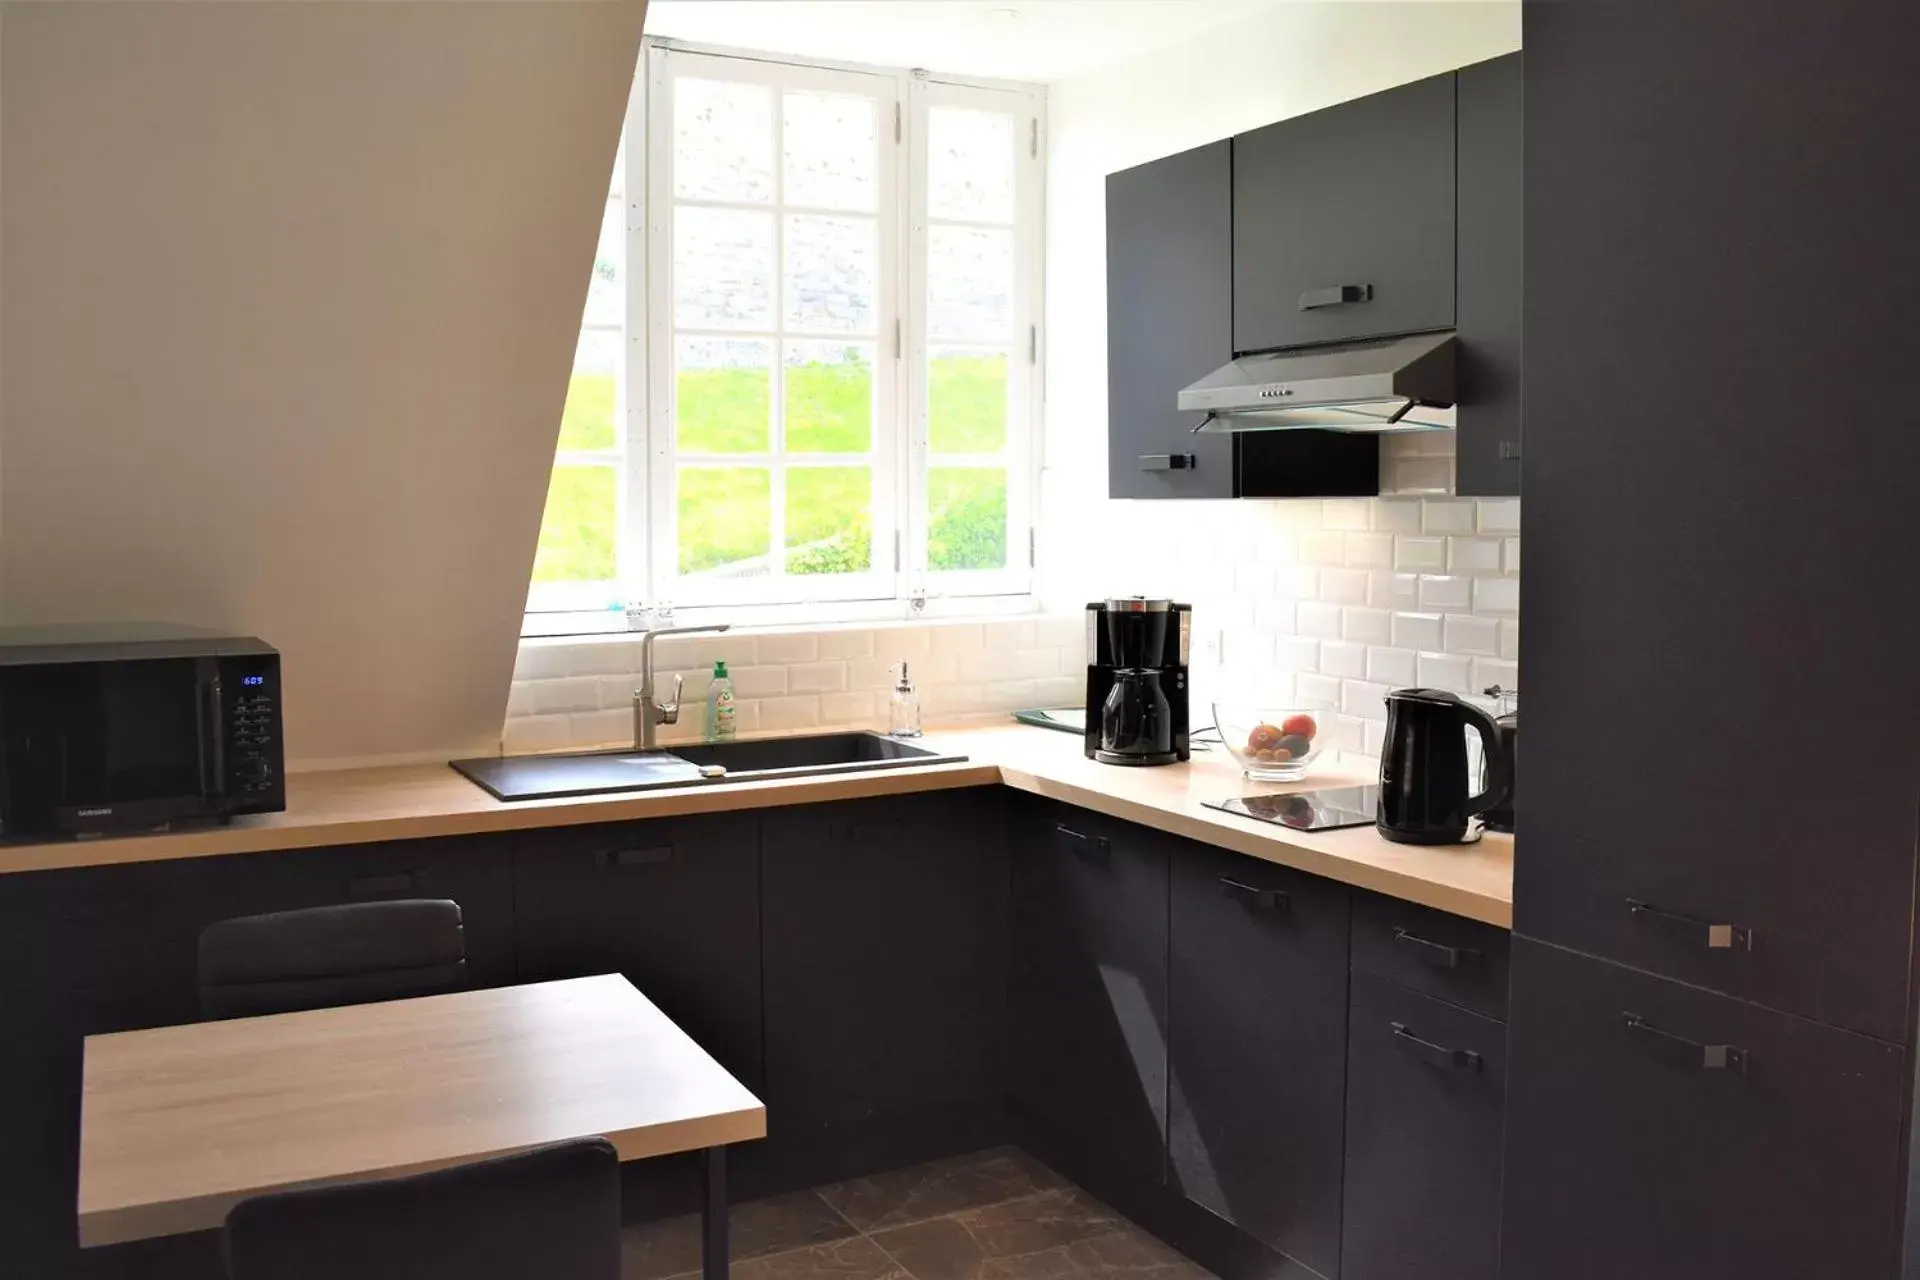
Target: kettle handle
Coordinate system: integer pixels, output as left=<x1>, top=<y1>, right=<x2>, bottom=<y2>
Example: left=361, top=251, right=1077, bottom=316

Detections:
left=1461, top=700, right=1512, bottom=818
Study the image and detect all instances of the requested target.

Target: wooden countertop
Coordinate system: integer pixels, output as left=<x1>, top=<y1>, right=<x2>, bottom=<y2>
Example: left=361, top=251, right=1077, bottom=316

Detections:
left=78, top=974, right=764, bottom=1246
left=0, top=725, right=1513, bottom=927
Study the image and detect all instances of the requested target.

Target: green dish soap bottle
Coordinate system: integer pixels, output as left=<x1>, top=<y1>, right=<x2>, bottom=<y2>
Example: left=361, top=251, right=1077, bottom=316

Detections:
left=706, top=660, right=737, bottom=742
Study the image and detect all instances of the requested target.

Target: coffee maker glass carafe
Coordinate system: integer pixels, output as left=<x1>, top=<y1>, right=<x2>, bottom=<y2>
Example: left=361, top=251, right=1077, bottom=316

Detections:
left=1376, top=688, right=1511, bottom=844
left=1092, top=598, right=1182, bottom=766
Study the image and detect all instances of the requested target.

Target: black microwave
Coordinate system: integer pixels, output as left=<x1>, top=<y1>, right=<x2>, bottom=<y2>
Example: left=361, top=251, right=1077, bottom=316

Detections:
left=0, top=624, right=285, bottom=841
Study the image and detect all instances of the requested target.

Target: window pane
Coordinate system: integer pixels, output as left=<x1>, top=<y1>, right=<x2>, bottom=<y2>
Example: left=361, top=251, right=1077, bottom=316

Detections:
left=677, top=338, right=770, bottom=453
left=785, top=214, right=876, bottom=334
left=532, top=464, right=618, bottom=584
left=557, top=330, right=619, bottom=452
left=785, top=341, right=873, bottom=454
left=929, top=107, right=1015, bottom=224
left=928, top=348, right=1007, bottom=453
left=928, top=225, right=1013, bottom=341
left=678, top=466, right=770, bottom=577
left=784, top=92, right=876, bottom=212
left=674, top=78, right=773, bottom=203
left=786, top=466, right=872, bottom=575
left=927, top=466, right=1007, bottom=572
left=675, top=206, right=774, bottom=330
left=582, top=197, right=623, bottom=328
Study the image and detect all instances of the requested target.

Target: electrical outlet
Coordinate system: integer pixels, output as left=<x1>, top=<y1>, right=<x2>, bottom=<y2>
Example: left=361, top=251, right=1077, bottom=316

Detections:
left=1197, top=628, right=1224, bottom=667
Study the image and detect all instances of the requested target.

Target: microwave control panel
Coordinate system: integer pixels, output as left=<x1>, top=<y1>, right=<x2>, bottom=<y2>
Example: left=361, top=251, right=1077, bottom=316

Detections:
left=219, top=656, right=284, bottom=806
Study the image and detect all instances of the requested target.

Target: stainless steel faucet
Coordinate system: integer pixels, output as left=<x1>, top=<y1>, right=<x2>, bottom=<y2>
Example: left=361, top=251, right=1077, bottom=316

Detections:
left=633, top=624, right=732, bottom=750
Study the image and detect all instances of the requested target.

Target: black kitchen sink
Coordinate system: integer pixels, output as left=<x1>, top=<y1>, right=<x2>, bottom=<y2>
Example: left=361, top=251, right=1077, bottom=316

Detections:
left=450, top=732, right=967, bottom=802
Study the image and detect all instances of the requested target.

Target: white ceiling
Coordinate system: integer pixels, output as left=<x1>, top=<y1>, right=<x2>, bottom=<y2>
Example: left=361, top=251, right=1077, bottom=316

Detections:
left=643, top=0, right=1293, bottom=83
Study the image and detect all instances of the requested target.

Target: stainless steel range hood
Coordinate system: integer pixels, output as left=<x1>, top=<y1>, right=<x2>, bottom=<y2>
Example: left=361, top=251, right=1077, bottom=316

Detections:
left=1177, top=331, right=1457, bottom=433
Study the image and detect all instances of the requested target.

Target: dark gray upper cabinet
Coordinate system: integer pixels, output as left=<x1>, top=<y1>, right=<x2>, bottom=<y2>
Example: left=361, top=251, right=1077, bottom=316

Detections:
left=1453, top=51, right=1523, bottom=497
left=1008, top=797, right=1170, bottom=1182
left=1106, top=141, right=1236, bottom=499
left=1515, top=1, right=1920, bottom=1045
left=1502, top=940, right=1905, bottom=1280
left=1233, top=72, right=1456, bottom=353
left=1167, top=843, right=1350, bottom=1277
left=1342, top=972, right=1505, bottom=1280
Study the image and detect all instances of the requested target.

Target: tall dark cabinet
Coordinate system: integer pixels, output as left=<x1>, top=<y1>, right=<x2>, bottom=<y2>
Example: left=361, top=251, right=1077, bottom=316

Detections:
left=1453, top=51, right=1523, bottom=497
left=1506, top=6, right=1920, bottom=1278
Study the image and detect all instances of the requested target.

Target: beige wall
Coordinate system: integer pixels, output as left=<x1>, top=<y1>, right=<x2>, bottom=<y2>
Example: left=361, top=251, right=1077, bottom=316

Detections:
left=0, top=0, right=644, bottom=768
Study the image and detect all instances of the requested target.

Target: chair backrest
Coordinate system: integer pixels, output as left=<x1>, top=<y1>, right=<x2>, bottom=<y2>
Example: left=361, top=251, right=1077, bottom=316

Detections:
left=223, top=1137, right=621, bottom=1280
left=198, top=898, right=468, bottom=1020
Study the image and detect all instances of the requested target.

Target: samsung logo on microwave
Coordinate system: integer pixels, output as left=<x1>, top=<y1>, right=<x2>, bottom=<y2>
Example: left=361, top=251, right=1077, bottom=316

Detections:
left=75, top=807, right=114, bottom=818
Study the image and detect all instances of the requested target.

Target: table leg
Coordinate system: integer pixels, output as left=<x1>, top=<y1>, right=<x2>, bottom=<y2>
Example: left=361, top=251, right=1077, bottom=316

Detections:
left=701, top=1146, right=728, bottom=1280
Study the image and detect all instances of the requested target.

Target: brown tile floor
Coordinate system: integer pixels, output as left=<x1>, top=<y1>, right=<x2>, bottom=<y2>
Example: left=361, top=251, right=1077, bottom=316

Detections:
left=623, top=1148, right=1214, bottom=1280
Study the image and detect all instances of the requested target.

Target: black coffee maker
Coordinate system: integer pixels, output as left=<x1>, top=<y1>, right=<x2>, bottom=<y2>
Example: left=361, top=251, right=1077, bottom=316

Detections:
left=1085, top=599, right=1190, bottom=767
left=1377, top=688, right=1512, bottom=844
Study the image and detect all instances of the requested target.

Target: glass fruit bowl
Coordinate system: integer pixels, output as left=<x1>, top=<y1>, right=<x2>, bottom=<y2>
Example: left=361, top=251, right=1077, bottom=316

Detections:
left=1213, top=703, right=1330, bottom=782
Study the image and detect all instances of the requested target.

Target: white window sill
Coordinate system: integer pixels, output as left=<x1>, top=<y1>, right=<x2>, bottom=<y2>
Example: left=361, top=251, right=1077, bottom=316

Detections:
left=521, top=593, right=1044, bottom=639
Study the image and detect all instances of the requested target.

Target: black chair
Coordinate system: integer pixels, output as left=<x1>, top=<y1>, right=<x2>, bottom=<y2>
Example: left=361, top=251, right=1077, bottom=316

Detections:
left=222, top=1137, right=621, bottom=1280
left=197, top=898, right=468, bottom=1020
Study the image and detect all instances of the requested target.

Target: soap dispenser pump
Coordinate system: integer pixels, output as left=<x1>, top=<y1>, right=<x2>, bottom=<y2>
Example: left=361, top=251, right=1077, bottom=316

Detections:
left=889, top=662, right=922, bottom=738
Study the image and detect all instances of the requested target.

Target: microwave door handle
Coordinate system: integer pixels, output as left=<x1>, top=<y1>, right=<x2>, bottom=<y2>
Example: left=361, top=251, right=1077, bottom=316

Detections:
left=200, top=668, right=226, bottom=798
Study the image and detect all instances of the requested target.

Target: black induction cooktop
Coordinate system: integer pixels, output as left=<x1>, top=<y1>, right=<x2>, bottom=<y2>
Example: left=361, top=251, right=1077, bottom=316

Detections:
left=1205, top=785, right=1379, bottom=832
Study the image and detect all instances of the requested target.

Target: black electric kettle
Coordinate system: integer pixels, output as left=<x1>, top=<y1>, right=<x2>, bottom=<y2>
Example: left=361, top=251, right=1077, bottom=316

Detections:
left=1377, top=688, right=1512, bottom=845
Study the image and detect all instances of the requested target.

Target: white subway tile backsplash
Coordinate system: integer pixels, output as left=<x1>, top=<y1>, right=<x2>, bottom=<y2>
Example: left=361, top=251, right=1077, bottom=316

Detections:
left=759, top=695, right=824, bottom=732
left=1422, top=499, right=1477, bottom=534
left=1253, top=599, right=1298, bottom=632
left=1369, top=572, right=1420, bottom=610
left=1473, top=657, right=1519, bottom=692
left=1362, top=718, right=1388, bottom=758
left=1320, top=639, right=1367, bottom=679
left=729, top=665, right=790, bottom=698
left=1341, top=607, right=1392, bottom=644
left=570, top=708, right=629, bottom=748
left=1295, top=672, right=1342, bottom=708
left=1319, top=568, right=1370, bottom=606
left=1275, top=635, right=1320, bottom=673
left=1034, top=614, right=1086, bottom=650
left=929, top=624, right=985, bottom=656
left=1322, top=499, right=1373, bottom=531
left=755, top=632, right=819, bottom=665
left=1448, top=537, right=1503, bottom=573
left=1296, top=601, right=1343, bottom=639
left=1341, top=680, right=1390, bottom=718
left=1383, top=456, right=1453, bottom=496
left=1392, top=612, right=1445, bottom=652
left=1504, top=538, right=1522, bottom=574
left=1500, top=619, right=1521, bottom=661
left=1366, top=646, right=1417, bottom=685
left=1327, top=715, right=1367, bottom=753
left=1032, top=676, right=1083, bottom=707
left=1343, top=532, right=1394, bottom=568
left=502, top=713, right=571, bottom=755
left=1418, top=575, right=1472, bottom=611
left=1479, top=498, right=1521, bottom=533
left=982, top=620, right=1039, bottom=652
left=1473, top=577, right=1521, bottom=615
left=1236, top=562, right=1278, bottom=595
left=849, top=657, right=898, bottom=690
left=1298, top=529, right=1347, bottom=566
left=1416, top=652, right=1473, bottom=693
left=1443, top=614, right=1501, bottom=656
left=789, top=662, right=848, bottom=694
left=816, top=630, right=874, bottom=661
left=1226, top=629, right=1275, bottom=668
left=532, top=676, right=601, bottom=715
left=1372, top=500, right=1422, bottom=533
left=1394, top=536, right=1448, bottom=571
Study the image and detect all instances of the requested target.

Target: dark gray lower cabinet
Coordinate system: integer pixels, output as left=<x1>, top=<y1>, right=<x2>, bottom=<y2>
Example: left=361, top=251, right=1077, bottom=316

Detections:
left=1167, top=844, right=1349, bottom=1277
left=1342, top=973, right=1504, bottom=1280
left=512, top=814, right=762, bottom=1090
left=1501, top=938, right=1906, bottom=1280
left=760, top=790, right=1006, bottom=1175
left=1008, top=797, right=1170, bottom=1182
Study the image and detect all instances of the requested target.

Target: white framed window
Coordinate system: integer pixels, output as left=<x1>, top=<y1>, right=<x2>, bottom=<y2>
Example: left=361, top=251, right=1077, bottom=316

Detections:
left=526, top=41, right=1045, bottom=633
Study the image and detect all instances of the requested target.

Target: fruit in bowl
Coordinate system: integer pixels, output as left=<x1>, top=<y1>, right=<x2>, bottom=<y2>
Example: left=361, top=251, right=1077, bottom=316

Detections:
left=1213, top=704, right=1330, bottom=781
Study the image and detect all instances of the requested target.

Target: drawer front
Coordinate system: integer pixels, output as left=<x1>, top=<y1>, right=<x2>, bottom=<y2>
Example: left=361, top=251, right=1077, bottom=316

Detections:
left=1351, top=891, right=1510, bottom=1019
left=1343, top=973, right=1505, bottom=1280
left=1501, top=937, right=1905, bottom=1280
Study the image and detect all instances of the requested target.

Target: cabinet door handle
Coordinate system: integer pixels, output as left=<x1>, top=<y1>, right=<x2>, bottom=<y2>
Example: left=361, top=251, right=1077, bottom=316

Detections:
left=1626, top=898, right=1753, bottom=951
left=1218, top=876, right=1290, bottom=913
left=1053, top=823, right=1110, bottom=867
left=1139, top=453, right=1197, bottom=472
left=1623, top=1013, right=1748, bottom=1075
left=347, top=872, right=417, bottom=897
left=1299, top=283, right=1373, bottom=310
left=597, top=846, right=674, bottom=868
left=1391, top=1022, right=1482, bottom=1072
left=1392, top=927, right=1480, bottom=970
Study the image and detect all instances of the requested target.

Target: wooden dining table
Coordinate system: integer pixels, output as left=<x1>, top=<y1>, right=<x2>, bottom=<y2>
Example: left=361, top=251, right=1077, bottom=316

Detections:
left=77, top=973, right=766, bottom=1279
